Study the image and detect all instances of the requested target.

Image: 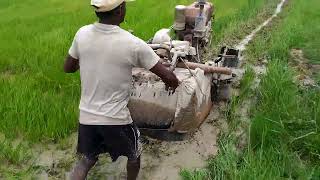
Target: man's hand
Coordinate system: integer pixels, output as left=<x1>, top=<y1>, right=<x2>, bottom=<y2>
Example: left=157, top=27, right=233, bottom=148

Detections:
left=64, top=55, right=79, bottom=73
left=150, top=62, right=179, bottom=91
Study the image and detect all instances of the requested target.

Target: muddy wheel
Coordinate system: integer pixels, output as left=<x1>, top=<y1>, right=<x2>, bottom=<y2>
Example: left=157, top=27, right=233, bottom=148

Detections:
left=217, top=84, right=232, bottom=102
left=211, top=82, right=232, bottom=102
left=211, top=83, right=219, bottom=102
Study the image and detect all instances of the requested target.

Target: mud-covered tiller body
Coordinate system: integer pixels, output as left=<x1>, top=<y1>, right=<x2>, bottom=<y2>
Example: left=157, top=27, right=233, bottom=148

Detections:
left=128, top=0, right=239, bottom=141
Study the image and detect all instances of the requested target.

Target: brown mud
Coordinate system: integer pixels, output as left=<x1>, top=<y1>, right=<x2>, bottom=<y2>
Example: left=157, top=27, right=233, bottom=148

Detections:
left=290, top=48, right=319, bottom=88
left=32, top=107, right=221, bottom=180
left=138, top=108, right=221, bottom=180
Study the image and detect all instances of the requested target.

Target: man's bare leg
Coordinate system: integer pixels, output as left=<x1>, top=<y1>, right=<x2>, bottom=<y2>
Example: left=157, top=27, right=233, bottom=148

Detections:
left=70, top=156, right=97, bottom=180
left=127, top=156, right=141, bottom=180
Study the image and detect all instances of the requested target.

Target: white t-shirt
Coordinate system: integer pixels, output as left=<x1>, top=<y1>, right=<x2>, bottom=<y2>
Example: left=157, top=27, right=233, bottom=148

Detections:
left=69, top=23, right=159, bottom=125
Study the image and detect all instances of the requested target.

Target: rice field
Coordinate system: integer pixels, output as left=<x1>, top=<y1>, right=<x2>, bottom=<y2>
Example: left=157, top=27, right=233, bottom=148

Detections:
left=2, top=0, right=319, bottom=179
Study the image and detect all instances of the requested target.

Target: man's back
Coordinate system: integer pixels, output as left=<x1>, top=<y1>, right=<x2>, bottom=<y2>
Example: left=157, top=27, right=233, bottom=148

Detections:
left=65, top=2, right=179, bottom=179
left=69, top=23, right=159, bottom=125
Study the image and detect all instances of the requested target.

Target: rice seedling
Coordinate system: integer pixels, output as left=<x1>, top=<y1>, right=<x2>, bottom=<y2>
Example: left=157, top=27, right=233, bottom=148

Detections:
left=0, top=139, right=30, bottom=165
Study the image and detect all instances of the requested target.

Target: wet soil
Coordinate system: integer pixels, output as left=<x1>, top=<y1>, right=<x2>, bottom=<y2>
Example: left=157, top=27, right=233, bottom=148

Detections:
left=32, top=108, right=221, bottom=180
left=138, top=108, right=221, bottom=180
left=290, top=48, right=319, bottom=87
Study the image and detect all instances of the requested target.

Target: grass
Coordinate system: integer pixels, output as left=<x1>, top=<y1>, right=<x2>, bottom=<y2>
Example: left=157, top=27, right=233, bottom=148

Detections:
left=226, top=66, right=255, bottom=124
left=180, top=169, right=210, bottom=180
left=183, top=0, right=320, bottom=179
left=0, top=166, right=37, bottom=180
left=0, top=138, right=35, bottom=179
left=0, top=140, right=30, bottom=165
left=210, top=0, right=279, bottom=54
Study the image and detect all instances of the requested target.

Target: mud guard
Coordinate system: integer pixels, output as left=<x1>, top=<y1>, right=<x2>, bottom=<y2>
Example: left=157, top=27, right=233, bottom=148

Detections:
left=129, top=68, right=213, bottom=140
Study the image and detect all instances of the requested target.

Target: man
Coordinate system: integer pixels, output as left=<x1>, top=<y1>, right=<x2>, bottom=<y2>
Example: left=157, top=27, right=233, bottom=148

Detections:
left=64, top=0, right=179, bottom=179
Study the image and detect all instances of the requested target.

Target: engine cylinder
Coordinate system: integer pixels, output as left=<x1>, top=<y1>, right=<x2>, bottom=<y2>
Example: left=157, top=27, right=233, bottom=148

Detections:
left=173, top=5, right=186, bottom=31
left=185, top=2, right=213, bottom=28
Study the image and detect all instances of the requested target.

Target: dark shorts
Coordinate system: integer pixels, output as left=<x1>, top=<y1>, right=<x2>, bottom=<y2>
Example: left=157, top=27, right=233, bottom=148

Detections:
left=77, top=123, right=142, bottom=162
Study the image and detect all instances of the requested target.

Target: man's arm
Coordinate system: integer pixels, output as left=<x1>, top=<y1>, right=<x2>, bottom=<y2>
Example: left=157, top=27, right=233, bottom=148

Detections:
left=64, top=55, right=79, bottom=73
left=133, top=38, right=179, bottom=90
left=150, top=62, right=179, bottom=90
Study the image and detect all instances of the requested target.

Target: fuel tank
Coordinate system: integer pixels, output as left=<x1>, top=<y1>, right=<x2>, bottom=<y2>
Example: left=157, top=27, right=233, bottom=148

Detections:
left=185, top=2, right=214, bottom=28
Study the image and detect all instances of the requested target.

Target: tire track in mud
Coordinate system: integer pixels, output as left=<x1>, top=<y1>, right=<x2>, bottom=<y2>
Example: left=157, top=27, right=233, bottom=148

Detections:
left=234, top=0, right=287, bottom=88
left=33, top=1, right=288, bottom=179
left=236, top=0, right=287, bottom=52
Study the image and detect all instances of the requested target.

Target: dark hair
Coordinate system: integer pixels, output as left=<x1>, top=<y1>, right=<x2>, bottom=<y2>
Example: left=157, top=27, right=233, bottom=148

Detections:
left=94, top=4, right=122, bottom=20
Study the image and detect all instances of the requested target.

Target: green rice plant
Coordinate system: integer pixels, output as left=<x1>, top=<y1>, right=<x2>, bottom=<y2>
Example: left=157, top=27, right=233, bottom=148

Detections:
left=180, top=169, right=211, bottom=180
left=226, top=66, right=255, bottom=126
left=249, top=60, right=319, bottom=168
left=250, top=60, right=297, bottom=148
left=206, top=135, right=316, bottom=179
left=0, top=139, right=30, bottom=165
left=247, top=0, right=320, bottom=162
left=211, top=0, right=279, bottom=51
left=217, top=0, right=320, bottom=178
left=247, top=0, right=320, bottom=64
left=0, top=166, right=38, bottom=180
left=0, top=139, right=39, bottom=179
left=206, top=135, right=239, bottom=180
